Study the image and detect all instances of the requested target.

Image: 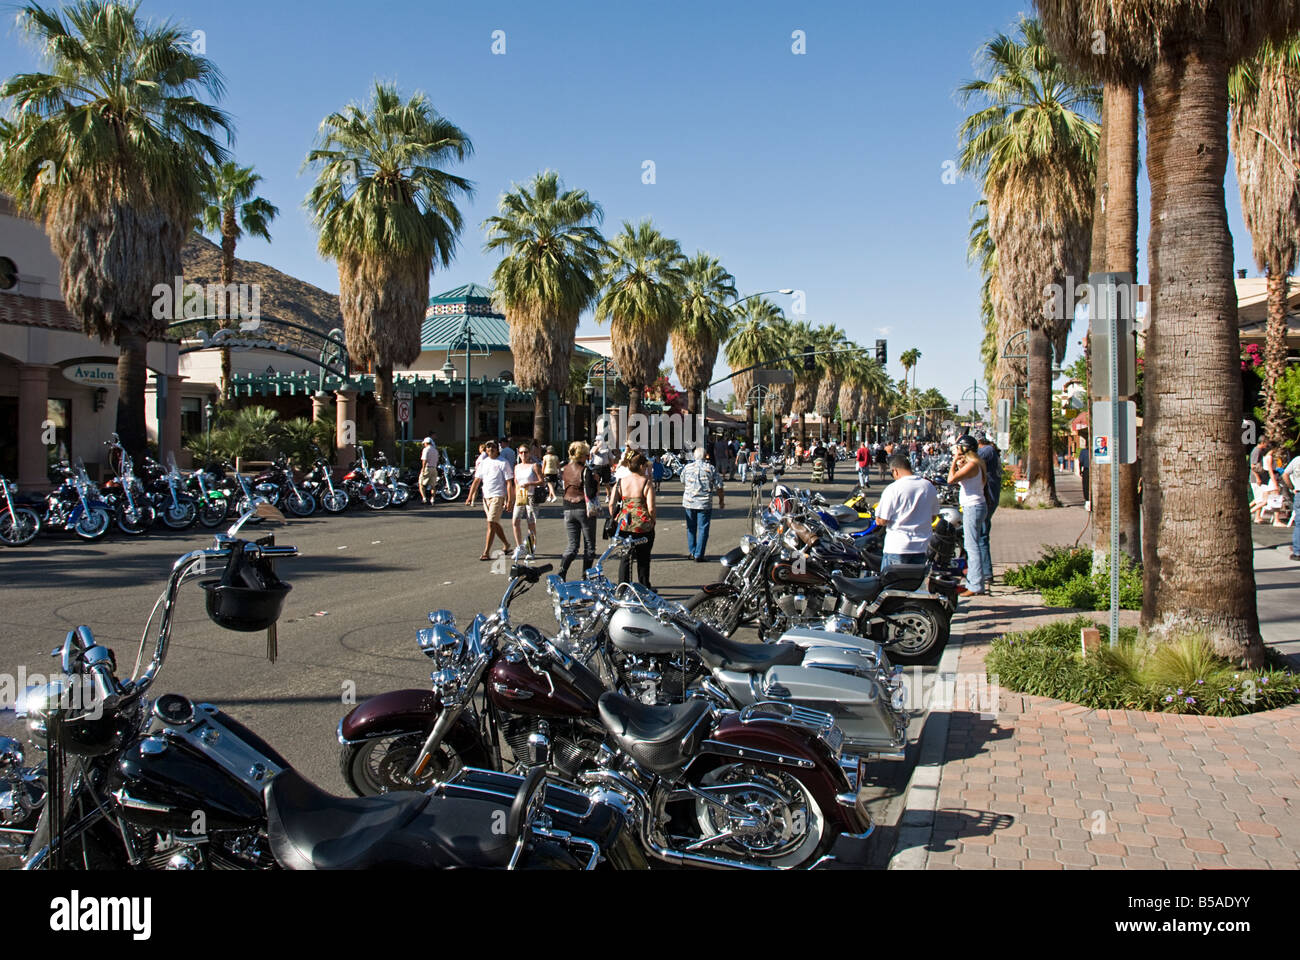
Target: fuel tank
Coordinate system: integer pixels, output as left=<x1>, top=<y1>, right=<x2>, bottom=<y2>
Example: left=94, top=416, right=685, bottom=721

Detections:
left=769, top=560, right=825, bottom=588
left=607, top=606, right=699, bottom=655
left=488, top=653, right=604, bottom=719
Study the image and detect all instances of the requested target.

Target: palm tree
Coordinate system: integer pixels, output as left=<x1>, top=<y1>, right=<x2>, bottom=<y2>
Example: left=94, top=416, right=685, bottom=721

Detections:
left=199, top=161, right=279, bottom=402
left=672, top=253, right=737, bottom=415
left=1087, top=80, right=1143, bottom=564
left=0, top=0, right=232, bottom=459
left=899, top=348, right=922, bottom=401
left=304, top=82, right=472, bottom=459
left=959, top=16, right=1099, bottom=507
left=1035, top=0, right=1300, bottom=664
left=724, top=298, right=787, bottom=441
left=1231, top=35, right=1300, bottom=448
left=813, top=325, right=849, bottom=433
left=787, top=320, right=819, bottom=441
left=595, top=220, right=686, bottom=417
left=483, top=171, right=605, bottom=444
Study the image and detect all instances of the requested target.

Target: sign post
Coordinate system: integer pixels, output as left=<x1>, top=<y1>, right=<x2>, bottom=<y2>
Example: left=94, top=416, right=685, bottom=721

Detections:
left=1089, top=273, right=1137, bottom=647
left=396, top=390, right=412, bottom=469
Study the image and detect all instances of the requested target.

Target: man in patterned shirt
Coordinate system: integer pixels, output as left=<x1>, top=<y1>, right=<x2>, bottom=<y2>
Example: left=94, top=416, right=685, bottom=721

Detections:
left=680, top=447, right=725, bottom=562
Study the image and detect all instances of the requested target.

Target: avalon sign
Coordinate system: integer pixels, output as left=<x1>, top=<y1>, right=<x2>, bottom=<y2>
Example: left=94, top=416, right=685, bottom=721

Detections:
left=62, top=362, right=117, bottom=387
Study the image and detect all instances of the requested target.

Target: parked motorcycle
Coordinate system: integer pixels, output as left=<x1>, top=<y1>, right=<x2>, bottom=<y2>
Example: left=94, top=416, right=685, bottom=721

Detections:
left=372, top=452, right=410, bottom=508
left=341, top=449, right=391, bottom=510
left=187, top=463, right=233, bottom=528
left=102, top=435, right=155, bottom=536
left=250, top=456, right=315, bottom=517
left=1, top=504, right=640, bottom=871
left=435, top=454, right=464, bottom=502
left=0, top=475, right=41, bottom=546
left=338, top=560, right=873, bottom=868
left=37, top=461, right=113, bottom=542
left=301, top=451, right=349, bottom=513
left=142, top=453, right=199, bottom=530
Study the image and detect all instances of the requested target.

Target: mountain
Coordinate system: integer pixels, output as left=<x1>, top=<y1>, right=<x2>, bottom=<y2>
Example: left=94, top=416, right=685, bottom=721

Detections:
left=180, top=234, right=343, bottom=351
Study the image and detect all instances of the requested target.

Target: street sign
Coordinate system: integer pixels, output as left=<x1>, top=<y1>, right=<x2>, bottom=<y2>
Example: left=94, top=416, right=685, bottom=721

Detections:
left=1088, top=277, right=1137, bottom=399
left=1091, top=401, right=1136, bottom=464
left=996, top=398, right=1011, bottom=434
left=753, top=369, right=795, bottom=386
left=396, top=399, right=411, bottom=424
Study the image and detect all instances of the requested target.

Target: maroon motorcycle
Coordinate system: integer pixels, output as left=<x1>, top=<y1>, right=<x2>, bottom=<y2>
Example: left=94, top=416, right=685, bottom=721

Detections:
left=337, top=562, right=874, bottom=869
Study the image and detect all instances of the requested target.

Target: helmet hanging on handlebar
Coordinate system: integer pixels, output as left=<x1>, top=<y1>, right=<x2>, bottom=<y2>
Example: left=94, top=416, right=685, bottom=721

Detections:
left=200, top=540, right=292, bottom=634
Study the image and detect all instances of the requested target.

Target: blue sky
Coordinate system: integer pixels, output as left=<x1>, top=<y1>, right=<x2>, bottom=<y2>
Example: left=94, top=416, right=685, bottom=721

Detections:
left=1, top=0, right=1260, bottom=410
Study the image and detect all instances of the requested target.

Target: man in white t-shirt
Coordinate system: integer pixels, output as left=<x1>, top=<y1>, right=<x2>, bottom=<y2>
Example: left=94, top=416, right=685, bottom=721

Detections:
left=874, top=453, right=939, bottom=571
left=417, top=436, right=439, bottom=504
left=1283, top=450, right=1300, bottom=561
left=466, top=441, right=515, bottom=561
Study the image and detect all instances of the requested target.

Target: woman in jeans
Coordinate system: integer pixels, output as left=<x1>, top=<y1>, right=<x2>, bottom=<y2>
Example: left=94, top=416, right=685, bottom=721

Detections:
left=948, top=435, right=988, bottom=597
left=559, top=442, right=599, bottom=578
left=608, top=449, right=656, bottom=588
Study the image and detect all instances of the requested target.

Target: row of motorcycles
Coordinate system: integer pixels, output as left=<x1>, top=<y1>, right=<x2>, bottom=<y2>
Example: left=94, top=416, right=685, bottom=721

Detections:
left=0, top=440, right=470, bottom=547
left=0, top=491, right=921, bottom=871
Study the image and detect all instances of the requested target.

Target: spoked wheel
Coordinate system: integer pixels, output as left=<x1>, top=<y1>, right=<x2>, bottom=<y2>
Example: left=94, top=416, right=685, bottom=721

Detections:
left=363, top=487, right=391, bottom=511
left=161, top=496, right=198, bottom=530
left=322, top=489, right=349, bottom=513
left=114, top=502, right=154, bottom=536
left=0, top=507, right=41, bottom=546
left=74, top=508, right=112, bottom=541
left=437, top=481, right=461, bottom=502
left=389, top=483, right=410, bottom=508
left=340, top=734, right=467, bottom=796
left=284, top=491, right=315, bottom=517
left=881, top=602, right=946, bottom=665
left=234, top=498, right=265, bottom=525
left=689, top=762, right=828, bottom=868
left=682, top=587, right=743, bottom=637
left=197, top=496, right=228, bottom=528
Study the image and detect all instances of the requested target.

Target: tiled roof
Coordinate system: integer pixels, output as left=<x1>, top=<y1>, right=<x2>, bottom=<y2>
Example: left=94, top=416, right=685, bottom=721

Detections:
left=0, top=291, right=80, bottom=333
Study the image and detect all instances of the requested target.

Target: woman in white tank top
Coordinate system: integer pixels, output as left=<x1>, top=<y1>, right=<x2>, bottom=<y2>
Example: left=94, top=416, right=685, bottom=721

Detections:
left=948, top=439, right=989, bottom=596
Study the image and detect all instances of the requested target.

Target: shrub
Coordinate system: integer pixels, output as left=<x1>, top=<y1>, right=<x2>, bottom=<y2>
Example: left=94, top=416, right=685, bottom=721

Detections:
left=1005, top=546, right=1141, bottom=610
left=1003, top=545, right=1091, bottom=591
left=986, top=618, right=1300, bottom=717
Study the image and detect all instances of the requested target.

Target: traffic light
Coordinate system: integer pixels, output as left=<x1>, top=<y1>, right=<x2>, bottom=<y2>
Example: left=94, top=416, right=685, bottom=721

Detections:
left=875, top=339, right=887, bottom=365
left=802, top=347, right=815, bottom=372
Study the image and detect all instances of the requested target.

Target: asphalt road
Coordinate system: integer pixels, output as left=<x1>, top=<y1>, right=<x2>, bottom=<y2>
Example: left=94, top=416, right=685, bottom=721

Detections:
left=0, top=462, right=927, bottom=867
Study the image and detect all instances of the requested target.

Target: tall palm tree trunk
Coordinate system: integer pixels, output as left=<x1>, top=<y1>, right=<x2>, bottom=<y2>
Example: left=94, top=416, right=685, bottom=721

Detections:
left=116, top=329, right=150, bottom=460
left=534, top=390, right=552, bottom=445
left=373, top=363, right=396, bottom=460
left=1092, top=81, right=1142, bottom=562
left=220, top=206, right=237, bottom=405
left=1143, top=25, right=1262, bottom=664
left=628, top=386, right=642, bottom=418
left=1025, top=326, right=1058, bottom=504
left=1264, top=271, right=1291, bottom=445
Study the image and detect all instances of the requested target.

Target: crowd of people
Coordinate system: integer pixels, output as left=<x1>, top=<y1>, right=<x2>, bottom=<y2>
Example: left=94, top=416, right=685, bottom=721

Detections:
left=1248, top=438, right=1300, bottom=561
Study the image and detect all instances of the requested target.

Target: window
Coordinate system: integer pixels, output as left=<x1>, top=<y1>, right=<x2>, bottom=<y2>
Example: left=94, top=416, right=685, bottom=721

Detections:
left=181, top=397, right=203, bottom=438
left=46, top=398, right=71, bottom=467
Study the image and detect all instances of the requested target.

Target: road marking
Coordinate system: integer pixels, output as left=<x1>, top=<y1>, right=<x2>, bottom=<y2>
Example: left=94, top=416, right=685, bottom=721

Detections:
left=337, top=545, right=347, bottom=550
left=372, top=540, right=382, bottom=545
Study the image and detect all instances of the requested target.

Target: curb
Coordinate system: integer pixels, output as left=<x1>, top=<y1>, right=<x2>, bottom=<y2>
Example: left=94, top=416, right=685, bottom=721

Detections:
left=886, top=611, right=968, bottom=871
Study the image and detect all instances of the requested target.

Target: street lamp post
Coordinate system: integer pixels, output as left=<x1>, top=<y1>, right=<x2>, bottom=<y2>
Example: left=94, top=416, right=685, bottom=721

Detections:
left=746, top=384, right=771, bottom=455
left=204, top=400, right=214, bottom=461
left=442, top=320, right=491, bottom=471
left=585, top=357, right=620, bottom=441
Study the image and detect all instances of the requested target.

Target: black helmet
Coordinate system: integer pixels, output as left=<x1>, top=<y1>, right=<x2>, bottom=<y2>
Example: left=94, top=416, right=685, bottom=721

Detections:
left=201, top=541, right=291, bottom=632
left=956, top=435, right=978, bottom=453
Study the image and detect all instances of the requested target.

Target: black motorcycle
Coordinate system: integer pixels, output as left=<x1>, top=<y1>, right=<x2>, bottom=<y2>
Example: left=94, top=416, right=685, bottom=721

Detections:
left=1, top=504, right=642, bottom=870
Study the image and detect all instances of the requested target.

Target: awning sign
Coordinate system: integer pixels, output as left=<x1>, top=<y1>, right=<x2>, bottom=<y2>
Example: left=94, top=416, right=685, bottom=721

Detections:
left=62, top=362, right=117, bottom=387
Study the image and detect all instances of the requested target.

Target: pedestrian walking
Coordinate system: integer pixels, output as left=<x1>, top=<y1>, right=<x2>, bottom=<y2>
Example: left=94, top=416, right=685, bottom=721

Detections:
left=681, top=447, right=725, bottom=561
left=590, top=437, right=613, bottom=487
left=542, top=446, right=561, bottom=502
left=559, top=441, right=600, bottom=577
left=949, top=435, right=989, bottom=597
left=1281, top=448, right=1300, bottom=561
left=466, top=441, right=515, bottom=561
left=1079, top=445, right=1090, bottom=508
left=609, top=449, right=656, bottom=587
left=511, top=445, right=543, bottom=557
left=977, top=434, right=1001, bottom=586
left=875, top=453, right=939, bottom=571
left=417, top=436, right=439, bottom=504
left=713, top=434, right=731, bottom=480
left=855, top=440, right=871, bottom=488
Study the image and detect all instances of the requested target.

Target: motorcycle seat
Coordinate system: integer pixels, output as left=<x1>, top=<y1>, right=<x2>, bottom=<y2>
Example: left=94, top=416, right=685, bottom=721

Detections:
left=830, top=573, right=884, bottom=604
left=686, top=620, right=805, bottom=672
left=881, top=565, right=929, bottom=592
left=264, top=769, right=514, bottom=870
left=598, top=692, right=711, bottom=775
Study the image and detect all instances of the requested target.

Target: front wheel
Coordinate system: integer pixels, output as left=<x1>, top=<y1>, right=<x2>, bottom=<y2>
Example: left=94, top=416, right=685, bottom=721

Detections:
left=879, top=601, right=947, bottom=665
left=682, top=585, right=744, bottom=637
left=322, top=489, right=349, bottom=513
left=161, top=496, right=198, bottom=530
left=114, top=502, right=155, bottom=536
left=74, top=507, right=112, bottom=541
left=363, top=486, right=391, bottom=511
left=437, top=480, right=461, bottom=502
left=388, top=483, right=410, bottom=507
left=284, top=491, right=315, bottom=517
left=341, top=733, right=482, bottom=796
left=197, top=496, right=228, bottom=528
left=688, top=761, right=830, bottom=868
left=0, top=506, right=41, bottom=546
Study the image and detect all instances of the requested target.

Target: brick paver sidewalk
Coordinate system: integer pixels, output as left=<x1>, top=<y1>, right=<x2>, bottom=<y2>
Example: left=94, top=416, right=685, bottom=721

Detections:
left=906, top=595, right=1300, bottom=869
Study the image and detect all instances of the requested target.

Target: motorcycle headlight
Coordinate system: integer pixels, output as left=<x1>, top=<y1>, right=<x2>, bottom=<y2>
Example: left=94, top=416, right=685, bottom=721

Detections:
left=740, top=535, right=757, bottom=556
left=417, top=624, right=465, bottom=665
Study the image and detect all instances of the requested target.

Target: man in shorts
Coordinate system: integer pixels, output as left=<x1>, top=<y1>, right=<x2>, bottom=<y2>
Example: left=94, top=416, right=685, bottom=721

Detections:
left=466, top=441, right=515, bottom=561
left=417, top=436, right=439, bottom=504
